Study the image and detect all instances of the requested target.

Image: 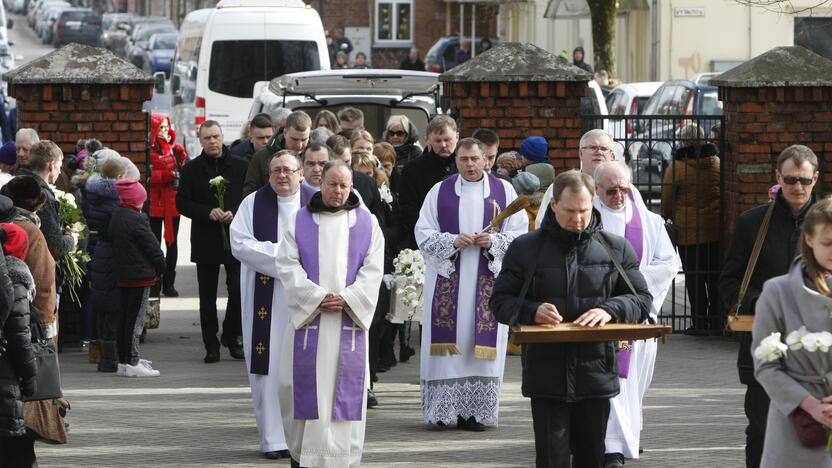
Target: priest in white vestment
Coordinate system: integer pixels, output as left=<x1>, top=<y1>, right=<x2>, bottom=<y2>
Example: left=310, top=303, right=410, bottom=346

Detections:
left=592, top=161, right=678, bottom=465
left=230, top=150, right=317, bottom=459
left=415, top=138, right=528, bottom=430
left=276, top=161, right=384, bottom=468
left=535, top=129, right=647, bottom=228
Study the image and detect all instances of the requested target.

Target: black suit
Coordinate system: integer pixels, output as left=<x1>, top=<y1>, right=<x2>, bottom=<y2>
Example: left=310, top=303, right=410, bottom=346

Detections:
left=397, top=148, right=456, bottom=249
left=176, top=147, right=247, bottom=351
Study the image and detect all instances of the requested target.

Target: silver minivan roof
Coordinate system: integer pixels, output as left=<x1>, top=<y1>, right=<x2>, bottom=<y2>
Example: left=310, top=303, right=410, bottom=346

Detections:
left=269, top=69, right=440, bottom=98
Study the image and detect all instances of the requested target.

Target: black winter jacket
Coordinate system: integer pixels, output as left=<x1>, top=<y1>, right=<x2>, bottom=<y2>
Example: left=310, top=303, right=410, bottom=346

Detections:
left=84, top=176, right=121, bottom=313
left=229, top=138, right=256, bottom=162
left=490, top=209, right=652, bottom=402
left=398, top=148, right=457, bottom=249
left=176, top=148, right=247, bottom=264
left=16, top=168, right=74, bottom=261
left=109, top=207, right=166, bottom=283
left=720, top=190, right=815, bottom=384
left=0, top=255, right=37, bottom=438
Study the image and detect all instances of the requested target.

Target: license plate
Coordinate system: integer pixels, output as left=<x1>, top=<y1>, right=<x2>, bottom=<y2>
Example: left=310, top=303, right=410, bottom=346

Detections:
left=66, top=21, right=81, bottom=29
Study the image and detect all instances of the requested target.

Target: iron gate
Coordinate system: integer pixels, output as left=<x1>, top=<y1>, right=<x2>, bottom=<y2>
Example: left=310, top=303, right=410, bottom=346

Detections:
left=582, top=113, right=727, bottom=334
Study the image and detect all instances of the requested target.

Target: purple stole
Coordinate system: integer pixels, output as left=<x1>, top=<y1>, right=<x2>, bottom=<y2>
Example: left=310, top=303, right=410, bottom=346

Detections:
left=618, top=192, right=643, bottom=379
left=249, top=183, right=317, bottom=375
left=431, top=174, right=506, bottom=361
left=292, top=206, right=372, bottom=421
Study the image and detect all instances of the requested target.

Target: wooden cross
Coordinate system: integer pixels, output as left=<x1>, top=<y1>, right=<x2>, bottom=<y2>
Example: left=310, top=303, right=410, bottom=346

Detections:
left=303, top=324, right=318, bottom=350
left=258, top=307, right=268, bottom=320
left=259, top=275, right=271, bottom=285
left=256, top=341, right=266, bottom=355
left=343, top=321, right=360, bottom=352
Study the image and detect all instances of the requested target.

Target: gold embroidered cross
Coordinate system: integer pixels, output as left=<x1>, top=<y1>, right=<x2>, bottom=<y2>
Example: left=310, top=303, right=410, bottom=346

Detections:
left=258, top=307, right=268, bottom=320
left=256, top=341, right=266, bottom=355
left=259, top=275, right=271, bottom=285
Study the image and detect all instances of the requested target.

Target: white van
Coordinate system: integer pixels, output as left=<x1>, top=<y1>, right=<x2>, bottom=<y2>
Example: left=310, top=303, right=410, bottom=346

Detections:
left=169, top=0, right=330, bottom=157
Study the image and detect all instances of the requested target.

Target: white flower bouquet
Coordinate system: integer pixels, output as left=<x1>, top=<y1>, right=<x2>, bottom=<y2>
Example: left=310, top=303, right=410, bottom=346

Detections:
left=755, top=328, right=832, bottom=451
left=50, top=185, right=89, bottom=305
left=389, top=249, right=425, bottom=323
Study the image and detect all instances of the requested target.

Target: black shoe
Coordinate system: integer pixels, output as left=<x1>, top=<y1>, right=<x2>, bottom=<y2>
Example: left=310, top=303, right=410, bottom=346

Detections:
left=228, top=345, right=245, bottom=360
left=367, top=389, right=378, bottom=408
left=399, top=346, right=415, bottom=363
left=457, top=415, right=486, bottom=432
left=604, top=453, right=625, bottom=468
left=264, top=450, right=290, bottom=459
left=204, top=350, right=220, bottom=363
left=162, top=286, right=179, bottom=297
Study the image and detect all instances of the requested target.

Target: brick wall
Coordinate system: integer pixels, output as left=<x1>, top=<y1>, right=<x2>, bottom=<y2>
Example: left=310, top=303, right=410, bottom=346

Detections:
left=444, top=80, right=586, bottom=170
left=12, top=83, right=153, bottom=178
left=719, top=85, right=832, bottom=234
left=320, top=0, right=497, bottom=69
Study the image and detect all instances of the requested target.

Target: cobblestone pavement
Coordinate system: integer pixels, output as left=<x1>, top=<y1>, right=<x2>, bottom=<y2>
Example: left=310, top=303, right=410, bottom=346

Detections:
left=37, top=220, right=746, bottom=467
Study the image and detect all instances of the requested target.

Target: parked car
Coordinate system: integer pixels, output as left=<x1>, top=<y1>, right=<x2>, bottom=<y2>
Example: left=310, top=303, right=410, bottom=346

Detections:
left=27, top=0, right=65, bottom=28
left=0, top=40, right=14, bottom=74
left=143, top=32, right=177, bottom=75
left=170, top=1, right=329, bottom=157
left=126, top=23, right=176, bottom=68
left=629, top=80, right=724, bottom=195
left=52, top=9, right=99, bottom=47
left=249, top=69, right=438, bottom=143
left=689, top=72, right=722, bottom=85
left=424, top=36, right=498, bottom=73
left=99, top=12, right=132, bottom=51
left=112, top=16, right=174, bottom=58
left=605, top=81, right=663, bottom=142
left=36, top=3, right=66, bottom=42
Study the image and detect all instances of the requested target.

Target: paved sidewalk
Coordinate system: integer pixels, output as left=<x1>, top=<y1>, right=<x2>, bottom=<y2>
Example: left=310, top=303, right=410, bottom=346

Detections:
left=36, top=220, right=747, bottom=467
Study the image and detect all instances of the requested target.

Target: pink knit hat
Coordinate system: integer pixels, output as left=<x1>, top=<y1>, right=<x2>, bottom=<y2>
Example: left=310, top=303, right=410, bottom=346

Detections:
left=116, top=179, right=147, bottom=207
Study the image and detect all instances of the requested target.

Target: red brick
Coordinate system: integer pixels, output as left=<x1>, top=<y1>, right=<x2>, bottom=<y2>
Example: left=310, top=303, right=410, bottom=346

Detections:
left=42, top=85, right=52, bottom=101
left=499, top=83, right=510, bottom=97
left=113, top=122, right=129, bottom=131
left=129, top=142, right=145, bottom=152
left=93, top=122, right=111, bottom=132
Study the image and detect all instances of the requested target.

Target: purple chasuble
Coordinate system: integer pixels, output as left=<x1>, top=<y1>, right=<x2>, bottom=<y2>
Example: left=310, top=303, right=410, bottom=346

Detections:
left=618, top=191, right=644, bottom=379
left=292, top=206, right=372, bottom=421
left=249, top=183, right=316, bottom=375
left=431, top=174, right=506, bottom=361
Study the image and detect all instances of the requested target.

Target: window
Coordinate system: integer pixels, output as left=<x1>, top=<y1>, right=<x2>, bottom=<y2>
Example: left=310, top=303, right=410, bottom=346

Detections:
left=209, top=40, right=321, bottom=98
left=376, top=0, right=413, bottom=45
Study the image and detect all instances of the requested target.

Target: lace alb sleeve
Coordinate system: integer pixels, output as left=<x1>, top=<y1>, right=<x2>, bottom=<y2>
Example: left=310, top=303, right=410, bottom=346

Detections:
left=486, top=232, right=519, bottom=276
left=420, top=232, right=457, bottom=278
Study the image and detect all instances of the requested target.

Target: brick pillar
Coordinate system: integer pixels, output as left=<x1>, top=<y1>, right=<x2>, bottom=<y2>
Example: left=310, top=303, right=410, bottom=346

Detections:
left=12, top=83, right=152, bottom=177
left=714, top=46, right=832, bottom=235
left=440, top=42, right=590, bottom=171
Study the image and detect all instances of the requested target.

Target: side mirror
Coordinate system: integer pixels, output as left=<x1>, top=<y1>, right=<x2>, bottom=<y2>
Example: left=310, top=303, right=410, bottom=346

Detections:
left=171, top=74, right=181, bottom=94
left=7, top=19, right=13, bottom=29
left=153, top=72, right=165, bottom=94
left=188, top=65, right=197, bottom=81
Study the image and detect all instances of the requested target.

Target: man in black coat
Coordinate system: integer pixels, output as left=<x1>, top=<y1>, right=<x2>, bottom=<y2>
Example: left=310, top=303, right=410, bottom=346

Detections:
left=720, top=145, right=819, bottom=468
left=490, top=170, right=652, bottom=468
left=397, top=114, right=459, bottom=249
left=176, top=121, right=248, bottom=364
left=242, top=111, right=310, bottom=197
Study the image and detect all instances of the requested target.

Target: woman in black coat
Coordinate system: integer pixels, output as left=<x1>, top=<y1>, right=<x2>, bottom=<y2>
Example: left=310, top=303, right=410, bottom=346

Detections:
left=0, top=230, right=38, bottom=466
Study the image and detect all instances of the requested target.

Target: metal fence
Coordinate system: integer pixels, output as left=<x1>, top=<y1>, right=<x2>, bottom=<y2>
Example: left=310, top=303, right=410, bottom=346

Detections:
left=583, top=113, right=726, bottom=334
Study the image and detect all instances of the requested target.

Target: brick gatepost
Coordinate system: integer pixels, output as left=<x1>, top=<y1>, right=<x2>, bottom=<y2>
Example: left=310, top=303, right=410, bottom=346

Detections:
left=5, top=43, right=154, bottom=346
left=439, top=42, right=591, bottom=171
left=712, top=46, right=832, bottom=237
left=6, top=43, right=154, bottom=179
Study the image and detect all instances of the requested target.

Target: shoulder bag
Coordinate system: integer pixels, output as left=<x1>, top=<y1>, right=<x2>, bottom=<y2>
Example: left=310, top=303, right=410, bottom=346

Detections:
left=726, top=202, right=775, bottom=333
left=24, top=322, right=63, bottom=402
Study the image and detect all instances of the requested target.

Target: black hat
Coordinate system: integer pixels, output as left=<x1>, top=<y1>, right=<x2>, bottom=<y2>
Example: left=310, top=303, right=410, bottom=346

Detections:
left=0, top=194, right=14, bottom=222
left=1, top=176, right=47, bottom=213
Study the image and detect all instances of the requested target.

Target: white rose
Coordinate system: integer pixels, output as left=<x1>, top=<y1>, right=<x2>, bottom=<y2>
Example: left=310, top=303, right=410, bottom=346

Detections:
left=753, top=333, right=788, bottom=362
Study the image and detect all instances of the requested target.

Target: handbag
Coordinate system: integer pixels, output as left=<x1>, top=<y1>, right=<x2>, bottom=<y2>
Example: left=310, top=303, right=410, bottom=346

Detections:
left=726, top=203, right=775, bottom=333
left=24, top=323, right=63, bottom=402
left=790, top=407, right=828, bottom=448
left=145, top=297, right=160, bottom=329
left=596, top=234, right=651, bottom=379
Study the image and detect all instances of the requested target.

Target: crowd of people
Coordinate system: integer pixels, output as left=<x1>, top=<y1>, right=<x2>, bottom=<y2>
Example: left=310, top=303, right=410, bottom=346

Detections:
left=0, top=92, right=829, bottom=468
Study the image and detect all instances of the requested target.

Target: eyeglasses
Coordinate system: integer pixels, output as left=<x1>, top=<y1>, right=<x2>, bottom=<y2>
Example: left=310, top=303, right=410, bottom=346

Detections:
left=581, top=145, right=612, bottom=153
left=605, top=186, right=630, bottom=197
left=781, top=175, right=814, bottom=186
left=270, top=167, right=300, bottom=176
left=388, top=130, right=407, bottom=137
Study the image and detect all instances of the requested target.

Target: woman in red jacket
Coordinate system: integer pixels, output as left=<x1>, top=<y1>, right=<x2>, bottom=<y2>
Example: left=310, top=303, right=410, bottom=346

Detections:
left=149, top=113, right=187, bottom=297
